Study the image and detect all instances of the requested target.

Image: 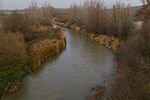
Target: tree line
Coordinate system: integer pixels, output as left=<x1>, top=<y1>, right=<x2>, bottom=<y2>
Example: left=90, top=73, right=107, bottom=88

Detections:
left=68, top=0, right=134, bottom=40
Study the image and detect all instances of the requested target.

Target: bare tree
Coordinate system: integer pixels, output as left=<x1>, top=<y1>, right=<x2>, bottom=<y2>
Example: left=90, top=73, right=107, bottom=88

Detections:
left=40, top=1, right=53, bottom=26
left=68, top=4, right=79, bottom=25
left=26, top=1, right=53, bottom=26
left=110, top=3, right=134, bottom=40
left=83, top=0, right=109, bottom=34
left=27, top=1, right=39, bottom=25
left=68, top=0, right=109, bottom=33
left=140, top=0, right=150, bottom=20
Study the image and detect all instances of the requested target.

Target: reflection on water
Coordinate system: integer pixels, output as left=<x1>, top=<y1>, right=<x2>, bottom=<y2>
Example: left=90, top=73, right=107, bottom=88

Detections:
left=2, top=29, right=115, bottom=100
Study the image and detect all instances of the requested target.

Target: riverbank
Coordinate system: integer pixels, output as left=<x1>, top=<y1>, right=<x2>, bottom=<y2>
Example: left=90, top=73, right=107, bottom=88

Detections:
left=88, top=85, right=105, bottom=100
left=28, top=31, right=66, bottom=70
left=65, top=24, right=121, bottom=53
left=0, top=28, right=66, bottom=98
left=1, top=28, right=115, bottom=100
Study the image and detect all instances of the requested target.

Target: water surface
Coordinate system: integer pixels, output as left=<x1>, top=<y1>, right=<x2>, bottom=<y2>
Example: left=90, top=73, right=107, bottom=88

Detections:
left=2, top=29, right=115, bottom=100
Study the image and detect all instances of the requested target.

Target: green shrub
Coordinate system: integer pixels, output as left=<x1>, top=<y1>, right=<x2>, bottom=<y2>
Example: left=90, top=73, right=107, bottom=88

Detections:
left=0, top=68, right=25, bottom=89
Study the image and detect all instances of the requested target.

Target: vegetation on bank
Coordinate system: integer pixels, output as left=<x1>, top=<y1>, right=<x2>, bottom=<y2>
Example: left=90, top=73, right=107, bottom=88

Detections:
left=67, top=0, right=134, bottom=40
left=62, top=0, right=133, bottom=52
left=55, top=2, right=149, bottom=99
left=54, top=0, right=133, bottom=52
left=0, top=0, right=149, bottom=100
left=54, top=0, right=149, bottom=99
left=110, top=24, right=150, bottom=100
left=0, top=32, right=29, bottom=96
left=109, top=1, right=150, bottom=100
left=28, top=31, right=66, bottom=70
left=0, top=1, right=66, bottom=97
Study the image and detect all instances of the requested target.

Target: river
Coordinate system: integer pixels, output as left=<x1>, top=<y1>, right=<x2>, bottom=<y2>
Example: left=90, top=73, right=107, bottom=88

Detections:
left=2, top=29, right=115, bottom=100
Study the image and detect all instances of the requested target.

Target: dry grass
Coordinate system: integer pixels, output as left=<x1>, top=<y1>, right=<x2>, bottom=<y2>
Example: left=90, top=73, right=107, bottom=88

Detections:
left=87, top=33, right=120, bottom=52
left=27, top=32, right=66, bottom=70
left=92, top=34, right=120, bottom=52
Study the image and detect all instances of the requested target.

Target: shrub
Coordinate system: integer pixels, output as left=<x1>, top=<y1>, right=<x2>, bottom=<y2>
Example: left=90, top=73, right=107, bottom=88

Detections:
left=110, top=23, right=150, bottom=100
left=110, top=3, right=150, bottom=100
left=0, top=68, right=25, bottom=90
left=0, top=32, right=29, bottom=93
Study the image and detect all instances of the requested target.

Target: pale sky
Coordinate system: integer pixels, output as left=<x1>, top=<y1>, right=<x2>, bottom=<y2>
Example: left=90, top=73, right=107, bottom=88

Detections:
left=0, top=0, right=142, bottom=10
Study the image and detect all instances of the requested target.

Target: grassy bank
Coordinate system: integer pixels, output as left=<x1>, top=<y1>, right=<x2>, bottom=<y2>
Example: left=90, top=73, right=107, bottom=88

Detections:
left=0, top=5, right=66, bottom=96
left=0, top=29, right=66, bottom=97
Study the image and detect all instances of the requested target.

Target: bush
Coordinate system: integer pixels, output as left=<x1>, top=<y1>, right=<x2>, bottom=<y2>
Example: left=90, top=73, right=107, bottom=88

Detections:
left=110, top=23, right=150, bottom=100
left=0, top=32, right=29, bottom=93
left=0, top=68, right=25, bottom=90
left=110, top=3, right=150, bottom=100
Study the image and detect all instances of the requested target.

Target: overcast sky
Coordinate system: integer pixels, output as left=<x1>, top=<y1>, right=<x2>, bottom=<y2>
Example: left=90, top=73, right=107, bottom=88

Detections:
left=0, top=0, right=142, bottom=10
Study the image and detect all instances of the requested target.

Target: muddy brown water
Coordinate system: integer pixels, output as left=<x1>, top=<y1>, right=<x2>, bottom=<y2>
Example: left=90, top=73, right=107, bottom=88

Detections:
left=2, top=29, right=115, bottom=100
